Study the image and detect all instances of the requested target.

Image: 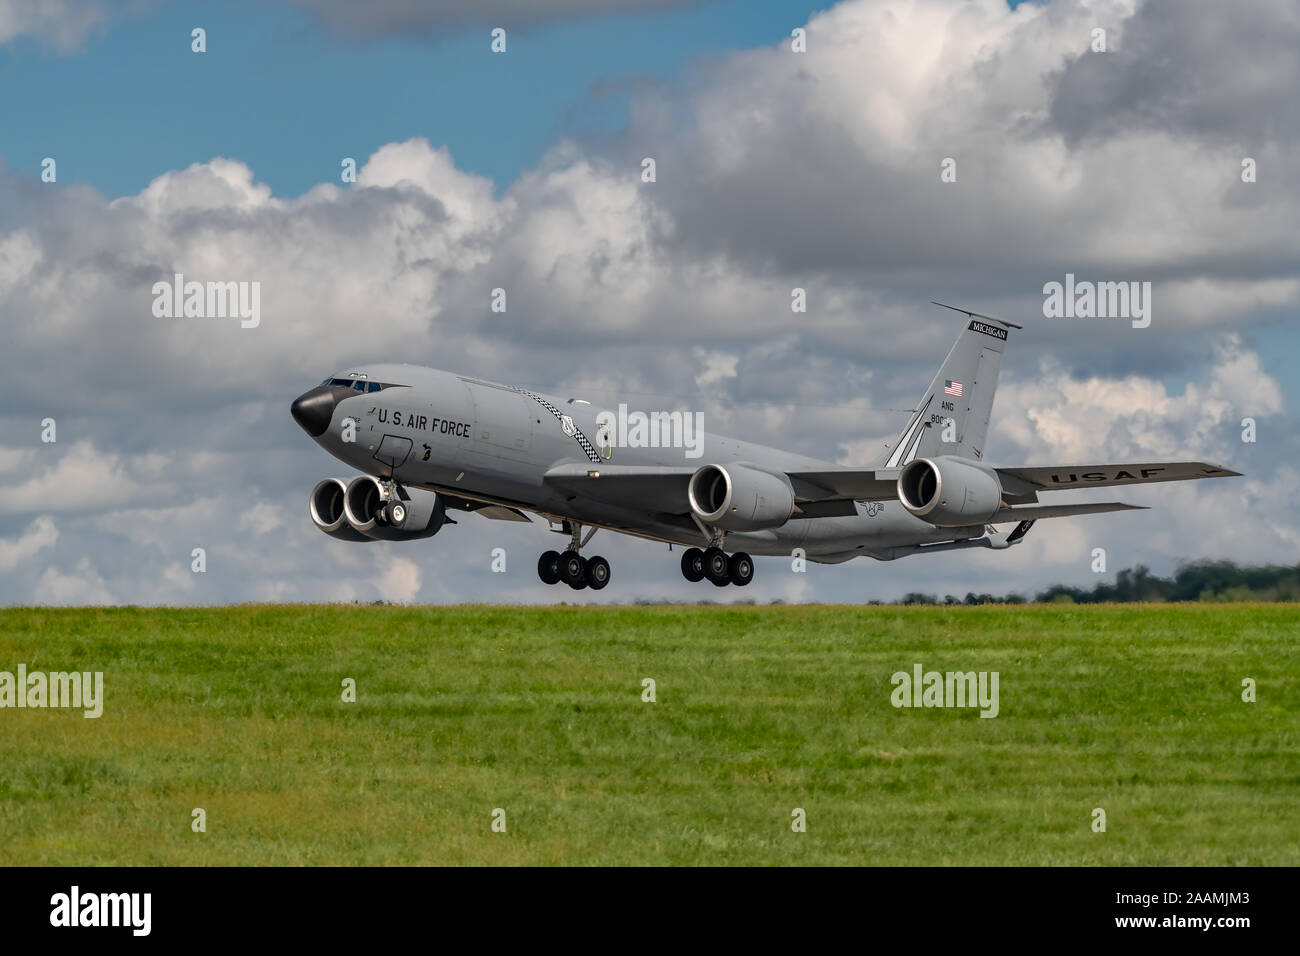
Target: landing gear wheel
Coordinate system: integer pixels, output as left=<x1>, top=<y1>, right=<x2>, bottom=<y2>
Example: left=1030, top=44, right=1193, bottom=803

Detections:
left=703, top=547, right=730, bottom=585
left=584, top=555, right=610, bottom=590
left=681, top=548, right=705, bottom=582
left=385, top=499, right=407, bottom=528
left=728, top=551, right=754, bottom=587
left=537, top=550, right=562, bottom=585
left=560, top=550, right=586, bottom=588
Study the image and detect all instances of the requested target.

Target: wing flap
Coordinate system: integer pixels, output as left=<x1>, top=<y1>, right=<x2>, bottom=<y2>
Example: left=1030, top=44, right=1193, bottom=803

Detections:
left=786, top=469, right=900, bottom=502
left=990, top=502, right=1147, bottom=522
left=793, top=499, right=859, bottom=518
left=476, top=505, right=532, bottom=522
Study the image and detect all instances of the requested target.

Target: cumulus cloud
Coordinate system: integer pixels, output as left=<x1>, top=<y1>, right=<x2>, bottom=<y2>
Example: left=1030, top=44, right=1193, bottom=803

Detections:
left=692, top=348, right=739, bottom=388
left=1, top=0, right=1296, bottom=604
left=0, top=515, right=58, bottom=572
left=238, top=501, right=285, bottom=536
left=0, top=0, right=107, bottom=51
left=998, top=335, right=1283, bottom=464
left=0, top=441, right=195, bottom=516
left=1047, top=0, right=1300, bottom=145
left=35, top=557, right=115, bottom=605
left=629, top=0, right=1300, bottom=321
left=376, top=554, right=422, bottom=602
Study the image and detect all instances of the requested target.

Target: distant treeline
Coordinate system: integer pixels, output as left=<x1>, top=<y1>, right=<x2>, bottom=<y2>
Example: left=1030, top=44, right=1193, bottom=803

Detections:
left=897, top=561, right=1300, bottom=605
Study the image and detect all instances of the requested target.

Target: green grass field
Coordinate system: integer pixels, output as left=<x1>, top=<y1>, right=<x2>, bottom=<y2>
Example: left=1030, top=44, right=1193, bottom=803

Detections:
left=0, top=604, right=1296, bottom=865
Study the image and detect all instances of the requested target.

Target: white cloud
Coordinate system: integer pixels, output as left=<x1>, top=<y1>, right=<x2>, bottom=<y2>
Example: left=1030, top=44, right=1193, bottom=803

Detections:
left=238, top=501, right=285, bottom=536
left=0, top=441, right=177, bottom=515
left=0, top=514, right=58, bottom=572
left=376, top=554, right=422, bottom=603
left=998, top=335, right=1284, bottom=464
left=0, top=0, right=107, bottom=52
left=35, top=557, right=114, bottom=605
left=693, top=348, right=738, bottom=388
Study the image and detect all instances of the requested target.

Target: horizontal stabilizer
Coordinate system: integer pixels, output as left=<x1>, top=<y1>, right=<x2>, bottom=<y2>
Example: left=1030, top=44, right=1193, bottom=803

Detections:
left=990, top=501, right=1146, bottom=523
left=930, top=301, right=1023, bottom=329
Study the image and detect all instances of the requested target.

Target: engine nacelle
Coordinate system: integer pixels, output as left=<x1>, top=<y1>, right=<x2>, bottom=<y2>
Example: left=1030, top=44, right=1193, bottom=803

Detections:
left=688, top=463, right=795, bottom=531
left=309, top=478, right=373, bottom=541
left=343, top=476, right=447, bottom=540
left=897, top=456, right=1003, bottom=526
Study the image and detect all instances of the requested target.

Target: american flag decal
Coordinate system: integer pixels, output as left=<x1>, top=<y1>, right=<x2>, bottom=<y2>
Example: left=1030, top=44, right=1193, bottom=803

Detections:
left=944, top=380, right=963, bottom=397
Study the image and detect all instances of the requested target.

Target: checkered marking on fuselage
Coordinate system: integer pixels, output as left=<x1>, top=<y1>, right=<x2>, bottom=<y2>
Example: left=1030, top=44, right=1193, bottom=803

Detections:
left=513, top=387, right=602, bottom=463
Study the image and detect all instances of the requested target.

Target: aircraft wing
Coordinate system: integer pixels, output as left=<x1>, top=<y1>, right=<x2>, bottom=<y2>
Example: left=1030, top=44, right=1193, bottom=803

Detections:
left=995, top=461, right=1241, bottom=490
left=542, top=459, right=1240, bottom=517
left=546, top=462, right=904, bottom=511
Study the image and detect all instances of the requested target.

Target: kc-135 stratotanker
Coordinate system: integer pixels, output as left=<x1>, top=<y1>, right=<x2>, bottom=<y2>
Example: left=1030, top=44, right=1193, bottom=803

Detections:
left=290, top=304, right=1240, bottom=590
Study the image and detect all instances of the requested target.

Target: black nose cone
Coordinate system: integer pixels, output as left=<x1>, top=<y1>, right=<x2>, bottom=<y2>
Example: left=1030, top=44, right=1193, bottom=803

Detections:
left=291, top=386, right=339, bottom=437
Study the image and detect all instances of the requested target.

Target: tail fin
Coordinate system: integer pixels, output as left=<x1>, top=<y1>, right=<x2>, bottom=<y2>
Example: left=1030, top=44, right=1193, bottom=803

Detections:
left=879, top=304, right=1020, bottom=468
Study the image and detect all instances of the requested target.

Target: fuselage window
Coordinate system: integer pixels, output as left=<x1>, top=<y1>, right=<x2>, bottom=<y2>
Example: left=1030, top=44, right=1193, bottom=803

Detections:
left=368, top=382, right=381, bottom=392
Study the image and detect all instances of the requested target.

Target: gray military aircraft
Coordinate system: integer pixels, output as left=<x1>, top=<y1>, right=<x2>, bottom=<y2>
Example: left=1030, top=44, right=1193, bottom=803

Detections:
left=291, top=305, right=1240, bottom=590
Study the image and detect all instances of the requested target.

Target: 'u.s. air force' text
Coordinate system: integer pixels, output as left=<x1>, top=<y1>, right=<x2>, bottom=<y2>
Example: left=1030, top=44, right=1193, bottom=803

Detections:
left=374, top=408, right=470, bottom=437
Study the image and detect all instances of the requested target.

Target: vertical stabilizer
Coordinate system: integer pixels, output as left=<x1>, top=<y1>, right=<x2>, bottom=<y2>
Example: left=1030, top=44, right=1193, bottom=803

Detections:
left=878, top=304, right=1020, bottom=467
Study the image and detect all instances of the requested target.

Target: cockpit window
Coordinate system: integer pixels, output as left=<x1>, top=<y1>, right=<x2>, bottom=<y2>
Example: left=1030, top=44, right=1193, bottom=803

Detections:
left=325, top=377, right=406, bottom=391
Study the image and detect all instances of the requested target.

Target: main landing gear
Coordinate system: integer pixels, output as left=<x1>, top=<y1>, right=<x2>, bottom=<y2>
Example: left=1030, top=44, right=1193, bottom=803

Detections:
left=680, top=546, right=753, bottom=587
left=537, top=522, right=610, bottom=590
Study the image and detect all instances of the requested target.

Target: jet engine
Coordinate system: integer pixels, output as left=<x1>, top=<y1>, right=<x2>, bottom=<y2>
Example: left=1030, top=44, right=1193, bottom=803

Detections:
left=688, top=463, right=795, bottom=531
left=309, top=478, right=373, bottom=541
left=342, top=475, right=448, bottom=540
left=897, top=456, right=1003, bottom=526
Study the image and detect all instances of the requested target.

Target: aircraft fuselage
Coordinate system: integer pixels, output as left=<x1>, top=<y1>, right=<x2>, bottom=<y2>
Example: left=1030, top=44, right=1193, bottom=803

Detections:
left=298, top=363, right=981, bottom=562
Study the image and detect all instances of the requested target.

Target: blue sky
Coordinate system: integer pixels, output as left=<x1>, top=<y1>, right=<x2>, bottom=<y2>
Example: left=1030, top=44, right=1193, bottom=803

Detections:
left=1, top=0, right=833, bottom=199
